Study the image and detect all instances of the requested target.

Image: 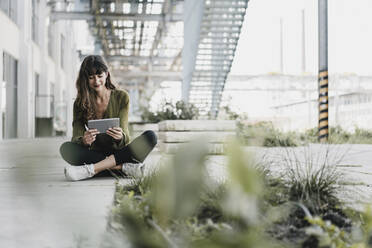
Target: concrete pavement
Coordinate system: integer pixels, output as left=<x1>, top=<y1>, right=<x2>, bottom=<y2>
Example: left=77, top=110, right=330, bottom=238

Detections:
left=0, top=138, right=119, bottom=248
left=1, top=139, right=372, bottom=247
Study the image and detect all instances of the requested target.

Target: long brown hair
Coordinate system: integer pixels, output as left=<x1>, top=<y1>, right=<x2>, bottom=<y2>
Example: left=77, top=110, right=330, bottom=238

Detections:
left=75, top=55, right=116, bottom=121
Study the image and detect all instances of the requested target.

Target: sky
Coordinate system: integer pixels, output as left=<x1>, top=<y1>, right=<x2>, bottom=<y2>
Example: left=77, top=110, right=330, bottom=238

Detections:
left=223, top=0, right=372, bottom=117
left=231, top=0, right=372, bottom=76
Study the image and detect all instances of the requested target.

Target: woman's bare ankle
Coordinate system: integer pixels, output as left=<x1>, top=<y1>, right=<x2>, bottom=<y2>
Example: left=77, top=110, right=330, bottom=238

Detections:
left=111, top=164, right=123, bottom=170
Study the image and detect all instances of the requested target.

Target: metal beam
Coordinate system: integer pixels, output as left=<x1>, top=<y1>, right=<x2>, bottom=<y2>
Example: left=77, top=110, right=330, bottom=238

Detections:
left=150, top=0, right=171, bottom=57
left=182, top=0, right=205, bottom=103
left=50, top=11, right=183, bottom=22
left=112, top=70, right=181, bottom=79
left=106, top=55, right=174, bottom=62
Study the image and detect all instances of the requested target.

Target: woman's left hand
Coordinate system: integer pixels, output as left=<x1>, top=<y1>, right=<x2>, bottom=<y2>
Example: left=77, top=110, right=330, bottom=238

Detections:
left=106, top=127, right=123, bottom=141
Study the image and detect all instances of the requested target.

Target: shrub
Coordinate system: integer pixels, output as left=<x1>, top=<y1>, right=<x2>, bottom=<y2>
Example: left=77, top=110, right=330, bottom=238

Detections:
left=301, top=126, right=372, bottom=144
left=282, top=146, right=343, bottom=213
left=349, top=127, right=372, bottom=144
left=237, top=121, right=299, bottom=147
left=141, top=100, right=199, bottom=123
left=109, top=141, right=278, bottom=247
left=108, top=141, right=360, bottom=248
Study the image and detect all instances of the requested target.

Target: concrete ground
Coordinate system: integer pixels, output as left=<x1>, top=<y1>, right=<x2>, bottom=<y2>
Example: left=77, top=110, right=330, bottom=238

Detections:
left=0, top=138, right=160, bottom=248
left=1, top=139, right=372, bottom=247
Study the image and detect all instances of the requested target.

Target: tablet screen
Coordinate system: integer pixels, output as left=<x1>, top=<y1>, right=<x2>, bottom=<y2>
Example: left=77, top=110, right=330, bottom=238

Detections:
left=87, top=118, right=120, bottom=133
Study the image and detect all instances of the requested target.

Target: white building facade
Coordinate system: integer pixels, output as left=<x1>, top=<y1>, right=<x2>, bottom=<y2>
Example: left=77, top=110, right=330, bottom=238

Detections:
left=272, top=76, right=372, bottom=131
left=0, top=0, right=79, bottom=139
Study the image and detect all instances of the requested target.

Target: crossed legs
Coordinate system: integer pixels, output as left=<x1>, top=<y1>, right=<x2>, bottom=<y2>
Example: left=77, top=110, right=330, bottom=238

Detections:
left=60, top=130, right=157, bottom=179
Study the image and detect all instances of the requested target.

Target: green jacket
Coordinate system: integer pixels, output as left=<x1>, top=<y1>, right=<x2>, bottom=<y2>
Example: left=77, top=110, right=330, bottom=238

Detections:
left=71, top=89, right=131, bottom=152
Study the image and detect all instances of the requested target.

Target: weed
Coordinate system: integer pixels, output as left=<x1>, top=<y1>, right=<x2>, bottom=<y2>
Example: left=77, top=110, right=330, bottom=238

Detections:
left=279, top=145, right=346, bottom=213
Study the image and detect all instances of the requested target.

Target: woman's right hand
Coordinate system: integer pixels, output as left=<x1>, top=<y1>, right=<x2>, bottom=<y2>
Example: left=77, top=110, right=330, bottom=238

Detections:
left=82, top=129, right=100, bottom=146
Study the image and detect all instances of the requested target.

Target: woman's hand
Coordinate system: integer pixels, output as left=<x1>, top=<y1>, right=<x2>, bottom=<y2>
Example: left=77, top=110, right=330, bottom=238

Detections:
left=106, top=127, right=123, bottom=141
left=82, top=129, right=100, bottom=146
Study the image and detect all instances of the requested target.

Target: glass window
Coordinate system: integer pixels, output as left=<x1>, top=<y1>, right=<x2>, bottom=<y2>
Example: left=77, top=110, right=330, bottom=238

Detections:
left=32, top=0, right=39, bottom=44
left=47, top=17, right=54, bottom=58
left=50, top=82, right=55, bottom=117
left=60, top=34, right=65, bottom=69
left=0, top=0, right=17, bottom=23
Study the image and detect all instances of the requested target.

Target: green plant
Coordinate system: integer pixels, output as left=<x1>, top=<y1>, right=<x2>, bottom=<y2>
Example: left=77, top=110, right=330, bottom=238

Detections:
left=237, top=121, right=299, bottom=147
left=282, top=146, right=343, bottom=213
left=300, top=126, right=372, bottom=144
left=108, top=138, right=368, bottom=248
left=109, top=140, right=280, bottom=247
left=349, top=128, right=372, bottom=144
left=141, top=100, right=199, bottom=123
left=301, top=203, right=352, bottom=248
left=300, top=204, right=372, bottom=248
left=218, top=105, right=240, bottom=120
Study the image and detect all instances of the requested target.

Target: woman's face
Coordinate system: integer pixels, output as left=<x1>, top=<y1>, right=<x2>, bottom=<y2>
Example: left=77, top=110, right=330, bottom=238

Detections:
left=88, top=71, right=107, bottom=92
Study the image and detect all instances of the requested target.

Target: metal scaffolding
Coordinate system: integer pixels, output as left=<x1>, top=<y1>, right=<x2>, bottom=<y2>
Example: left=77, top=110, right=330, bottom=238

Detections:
left=187, top=0, right=249, bottom=117
left=49, top=0, right=249, bottom=119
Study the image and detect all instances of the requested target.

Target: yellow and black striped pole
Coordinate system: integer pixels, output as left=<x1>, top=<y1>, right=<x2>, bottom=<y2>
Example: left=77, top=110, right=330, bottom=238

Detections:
left=318, top=71, right=328, bottom=141
left=318, top=0, right=328, bottom=142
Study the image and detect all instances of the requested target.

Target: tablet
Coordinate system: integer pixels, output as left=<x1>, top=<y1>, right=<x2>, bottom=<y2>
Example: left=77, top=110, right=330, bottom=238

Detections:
left=88, top=118, right=120, bottom=133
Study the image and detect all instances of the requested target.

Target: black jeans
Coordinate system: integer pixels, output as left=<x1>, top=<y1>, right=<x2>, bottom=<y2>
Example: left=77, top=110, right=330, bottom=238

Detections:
left=60, top=130, right=157, bottom=166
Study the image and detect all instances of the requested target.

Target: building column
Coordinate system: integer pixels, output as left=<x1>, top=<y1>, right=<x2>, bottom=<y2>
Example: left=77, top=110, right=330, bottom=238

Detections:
left=18, top=0, right=33, bottom=138
left=0, top=48, right=3, bottom=140
left=182, top=0, right=204, bottom=103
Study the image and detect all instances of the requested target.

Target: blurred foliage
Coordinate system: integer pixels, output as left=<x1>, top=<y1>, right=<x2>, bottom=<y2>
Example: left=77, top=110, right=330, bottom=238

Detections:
left=301, top=204, right=372, bottom=248
left=237, top=121, right=299, bottom=147
left=237, top=121, right=372, bottom=147
left=300, top=126, right=372, bottom=145
left=140, top=100, right=199, bottom=123
left=218, top=105, right=240, bottom=120
left=107, top=137, right=372, bottom=247
left=109, top=140, right=281, bottom=248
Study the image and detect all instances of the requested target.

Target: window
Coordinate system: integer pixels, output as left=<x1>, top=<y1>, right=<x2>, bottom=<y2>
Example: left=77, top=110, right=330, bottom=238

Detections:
left=47, top=17, right=54, bottom=58
left=32, top=0, right=39, bottom=44
left=0, top=0, right=17, bottom=23
left=60, top=34, right=65, bottom=69
left=35, top=73, right=40, bottom=96
left=34, top=73, right=39, bottom=119
left=2, top=52, right=18, bottom=138
left=50, top=82, right=55, bottom=117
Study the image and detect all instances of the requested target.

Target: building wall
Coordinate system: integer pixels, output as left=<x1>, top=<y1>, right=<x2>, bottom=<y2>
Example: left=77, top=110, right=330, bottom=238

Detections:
left=272, top=76, right=372, bottom=132
left=0, top=0, right=78, bottom=139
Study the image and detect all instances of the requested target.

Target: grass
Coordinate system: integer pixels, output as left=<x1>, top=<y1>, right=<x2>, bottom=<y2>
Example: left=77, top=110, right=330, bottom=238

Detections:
left=281, top=146, right=343, bottom=213
left=238, top=121, right=372, bottom=147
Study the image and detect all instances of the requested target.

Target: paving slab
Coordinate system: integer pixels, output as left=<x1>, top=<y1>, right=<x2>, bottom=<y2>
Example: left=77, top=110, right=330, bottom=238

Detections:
left=158, top=120, right=236, bottom=131
left=130, top=123, right=159, bottom=132
left=0, top=137, right=163, bottom=248
left=0, top=138, right=117, bottom=248
left=158, top=131, right=236, bottom=143
left=159, top=142, right=226, bottom=154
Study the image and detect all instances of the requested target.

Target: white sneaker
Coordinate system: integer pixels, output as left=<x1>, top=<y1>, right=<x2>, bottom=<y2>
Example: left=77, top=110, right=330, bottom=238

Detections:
left=64, top=164, right=95, bottom=181
left=122, top=162, right=145, bottom=178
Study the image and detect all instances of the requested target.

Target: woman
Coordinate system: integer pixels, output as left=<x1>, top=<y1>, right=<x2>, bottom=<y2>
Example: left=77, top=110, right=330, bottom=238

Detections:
left=60, top=55, right=157, bottom=181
